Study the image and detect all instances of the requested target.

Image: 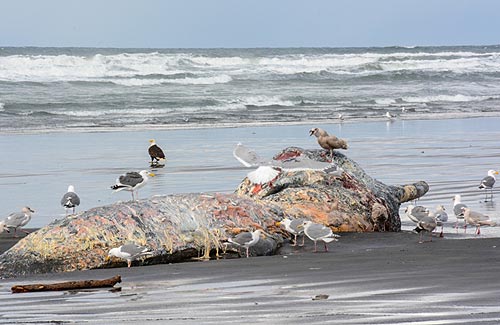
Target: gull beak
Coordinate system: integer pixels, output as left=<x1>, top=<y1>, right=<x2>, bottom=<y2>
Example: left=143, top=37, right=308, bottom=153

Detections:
left=309, top=129, right=314, bottom=136
left=28, top=207, right=35, bottom=213
left=105, top=256, right=111, bottom=262
left=276, top=221, right=281, bottom=226
left=149, top=139, right=155, bottom=143
left=495, top=171, right=499, bottom=175
left=149, top=172, right=156, bottom=177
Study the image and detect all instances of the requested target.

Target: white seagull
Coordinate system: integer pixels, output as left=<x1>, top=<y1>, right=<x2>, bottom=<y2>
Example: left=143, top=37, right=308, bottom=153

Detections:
left=452, top=194, right=467, bottom=229
left=233, top=143, right=344, bottom=189
left=107, top=243, right=152, bottom=268
left=110, top=170, right=155, bottom=200
left=462, top=207, right=496, bottom=235
left=278, top=217, right=306, bottom=246
left=413, top=215, right=437, bottom=243
left=434, top=205, right=448, bottom=237
left=227, top=229, right=264, bottom=258
left=404, top=205, right=429, bottom=223
left=2, top=206, right=35, bottom=237
left=61, top=185, right=81, bottom=215
left=298, top=220, right=340, bottom=252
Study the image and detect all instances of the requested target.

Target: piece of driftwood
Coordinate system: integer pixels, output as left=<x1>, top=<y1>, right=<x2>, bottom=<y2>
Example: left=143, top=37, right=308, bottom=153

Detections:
left=11, top=275, right=121, bottom=293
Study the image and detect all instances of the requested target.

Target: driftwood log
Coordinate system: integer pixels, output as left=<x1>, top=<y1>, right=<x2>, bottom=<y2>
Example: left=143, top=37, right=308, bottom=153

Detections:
left=0, top=147, right=429, bottom=278
left=11, top=275, right=121, bottom=293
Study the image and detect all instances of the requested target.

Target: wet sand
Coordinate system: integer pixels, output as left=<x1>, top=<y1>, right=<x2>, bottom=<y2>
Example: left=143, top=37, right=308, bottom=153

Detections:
left=1, top=231, right=500, bottom=324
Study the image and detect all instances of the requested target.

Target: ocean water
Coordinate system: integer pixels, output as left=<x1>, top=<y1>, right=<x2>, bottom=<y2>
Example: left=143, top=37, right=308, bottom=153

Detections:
left=2, top=46, right=500, bottom=132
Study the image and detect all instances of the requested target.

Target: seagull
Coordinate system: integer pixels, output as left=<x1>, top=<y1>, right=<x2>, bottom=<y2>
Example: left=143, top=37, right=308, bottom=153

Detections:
left=233, top=143, right=344, bottom=192
left=110, top=170, right=155, bottom=200
left=337, top=113, right=345, bottom=122
left=434, top=205, right=448, bottom=237
left=478, top=169, right=498, bottom=202
left=298, top=220, right=340, bottom=252
left=0, top=220, right=9, bottom=234
left=462, top=207, right=496, bottom=235
left=227, top=229, right=264, bottom=258
left=278, top=217, right=306, bottom=246
left=309, top=128, right=348, bottom=160
left=404, top=205, right=429, bottom=223
left=385, top=111, right=395, bottom=121
left=413, top=215, right=437, bottom=243
left=107, top=243, right=153, bottom=268
left=452, top=194, right=467, bottom=229
left=148, top=139, right=166, bottom=166
left=60, top=185, right=80, bottom=215
left=2, top=206, right=35, bottom=237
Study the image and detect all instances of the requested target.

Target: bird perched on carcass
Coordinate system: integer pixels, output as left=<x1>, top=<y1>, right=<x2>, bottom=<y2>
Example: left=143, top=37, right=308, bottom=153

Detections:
left=2, top=206, right=35, bottom=237
left=309, top=127, right=348, bottom=160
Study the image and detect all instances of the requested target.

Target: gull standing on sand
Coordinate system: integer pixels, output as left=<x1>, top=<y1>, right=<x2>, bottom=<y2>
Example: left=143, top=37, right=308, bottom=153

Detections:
left=434, top=205, right=448, bottom=237
left=413, top=215, right=437, bottom=243
left=107, top=243, right=152, bottom=268
left=478, top=169, right=498, bottom=202
left=148, top=139, right=166, bottom=166
left=61, top=185, right=80, bottom=215
left=110, top=170, right=155, bottom=200
left=298, top=221, right=340, bottom=252
left=309, top=127, right=348, bottom=160
left=278, top=217, right=306, bottom=246
left=227, top=229, right=264, bottom=258
left=452, top=194, right=467, bottom=229
left=2, top=207, right=35, bottom=237
left=404, top=205, right=429, bottom=223
left=462, top=207, right=496, bottom=235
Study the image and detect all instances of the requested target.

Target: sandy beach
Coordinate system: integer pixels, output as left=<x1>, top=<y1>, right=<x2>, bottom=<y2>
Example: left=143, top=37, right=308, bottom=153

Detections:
left=1, top=117, right=500, bottom=324
left=1, top=231, right=500, bottom=324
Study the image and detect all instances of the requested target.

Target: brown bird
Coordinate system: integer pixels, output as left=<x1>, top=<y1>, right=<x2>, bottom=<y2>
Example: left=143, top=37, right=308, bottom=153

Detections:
left=462, top=207, right=496, bottom=235
left=309, top=127, right=348, bottom=160
left=148, top=139, right=166, bottom=165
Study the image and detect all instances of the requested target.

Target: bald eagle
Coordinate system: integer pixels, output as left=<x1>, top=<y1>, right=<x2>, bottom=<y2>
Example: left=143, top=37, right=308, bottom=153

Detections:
left=148, top=139, right=166, bottom=165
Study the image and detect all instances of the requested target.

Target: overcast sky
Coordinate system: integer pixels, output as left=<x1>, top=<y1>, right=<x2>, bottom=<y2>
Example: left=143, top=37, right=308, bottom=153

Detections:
left=1, top=0, right=499, bottom=48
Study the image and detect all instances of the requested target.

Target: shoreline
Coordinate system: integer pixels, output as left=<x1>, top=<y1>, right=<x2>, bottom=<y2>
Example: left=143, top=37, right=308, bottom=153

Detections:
left=1, top=111, right=500, bottom=135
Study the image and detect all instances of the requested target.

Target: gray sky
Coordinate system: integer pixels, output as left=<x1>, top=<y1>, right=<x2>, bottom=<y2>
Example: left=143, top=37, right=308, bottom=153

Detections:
left=1, top=0, right=499, bottom=48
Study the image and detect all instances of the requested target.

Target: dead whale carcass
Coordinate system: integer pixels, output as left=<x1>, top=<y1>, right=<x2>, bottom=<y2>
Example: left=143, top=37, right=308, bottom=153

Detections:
left=0, top=147, right=428, bottom=278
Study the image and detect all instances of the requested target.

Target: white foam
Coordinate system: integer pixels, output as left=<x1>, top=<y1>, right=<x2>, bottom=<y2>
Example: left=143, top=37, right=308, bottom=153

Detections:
left=402, top=94, right=496, bottom=103
left=0, top=102, right=4, bottom=111
left=2, top=50, right=500, bottom=83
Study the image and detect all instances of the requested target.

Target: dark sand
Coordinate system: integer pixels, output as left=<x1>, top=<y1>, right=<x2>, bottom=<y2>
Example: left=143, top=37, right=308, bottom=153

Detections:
left=1, top=231, right=500, bottom=324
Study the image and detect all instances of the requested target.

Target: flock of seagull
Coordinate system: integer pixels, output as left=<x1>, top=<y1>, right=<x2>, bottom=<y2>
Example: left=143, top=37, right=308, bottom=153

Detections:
left=0, top=128, right=498, bottom=267
left=405, top=168, right=498, bottom=243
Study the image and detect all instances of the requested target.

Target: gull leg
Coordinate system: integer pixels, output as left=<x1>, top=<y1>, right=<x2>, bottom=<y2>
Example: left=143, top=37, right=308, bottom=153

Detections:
left=324, top=242, right=328, bottom=252
left=127, top=260, right=132, bottom=268
left=300, top=234, right=305, bottom=247
left=418, top=232, right=423, bottom=243
left=313, top=241, right=318, bottom=253
left=439, top=225, right=444, bottom=238
left=476, top=226, right=481, bottom=235
left=292, top=234, right=297, bottom=246
left=246, top=247, right=250, bottom=258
